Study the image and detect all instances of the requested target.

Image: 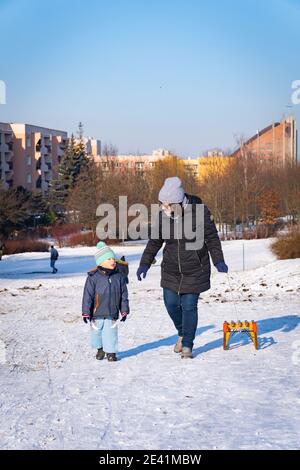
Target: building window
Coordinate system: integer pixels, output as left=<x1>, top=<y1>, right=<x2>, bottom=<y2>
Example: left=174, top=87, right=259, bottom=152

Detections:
left=26, top=137, right=31, bottom=148
left=27, top=156, right=31, bottom=166
left=27, top=174, right=32, bottom=184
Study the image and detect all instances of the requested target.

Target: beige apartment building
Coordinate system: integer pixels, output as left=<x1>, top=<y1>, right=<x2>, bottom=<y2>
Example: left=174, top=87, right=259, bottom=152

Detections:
left=93, top=149, right=172, bottom=176
left=0, top=122, right=14, bottom=189
left=1, top=123, right=68, bottom=193
left=182, top=158, right=199, bottom=179
left=0, top=123, right=103, bottom=192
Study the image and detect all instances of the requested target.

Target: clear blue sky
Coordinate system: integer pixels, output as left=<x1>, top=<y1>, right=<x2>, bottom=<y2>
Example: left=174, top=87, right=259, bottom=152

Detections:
left=0, top=0, right=299, bottom=156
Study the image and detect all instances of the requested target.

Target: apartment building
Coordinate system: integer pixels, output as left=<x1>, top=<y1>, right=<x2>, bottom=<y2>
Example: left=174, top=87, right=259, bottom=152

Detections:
left=9, top=123, right=68, bottom=193
left=0, top=123, right=103, bottom=192
left=182, top=158, right=199, bottom=179
left=93, top=149, right=172, bottom=176
left=0, top=122, right=14, bottom=188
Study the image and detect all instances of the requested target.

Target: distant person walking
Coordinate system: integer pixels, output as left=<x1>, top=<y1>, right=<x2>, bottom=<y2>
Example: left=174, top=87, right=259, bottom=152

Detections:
left=50, top=245, right=59, bottom=273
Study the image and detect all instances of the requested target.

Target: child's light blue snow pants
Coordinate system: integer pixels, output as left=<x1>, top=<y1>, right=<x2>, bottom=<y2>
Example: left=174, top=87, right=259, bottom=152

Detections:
left=90, top=319, right=118, bottom=353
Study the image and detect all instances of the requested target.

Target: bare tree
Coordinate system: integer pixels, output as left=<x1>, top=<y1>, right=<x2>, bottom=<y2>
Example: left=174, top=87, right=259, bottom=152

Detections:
left=101, top=142, right=118, bottom=157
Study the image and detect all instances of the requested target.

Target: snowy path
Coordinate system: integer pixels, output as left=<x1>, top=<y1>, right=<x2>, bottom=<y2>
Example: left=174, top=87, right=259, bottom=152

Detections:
left=0, top=239, right=300, bottom=449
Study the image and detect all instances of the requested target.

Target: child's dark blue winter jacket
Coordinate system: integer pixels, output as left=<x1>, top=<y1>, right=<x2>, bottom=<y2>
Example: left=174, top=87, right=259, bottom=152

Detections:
left=82, top=266, right=129, bottom=320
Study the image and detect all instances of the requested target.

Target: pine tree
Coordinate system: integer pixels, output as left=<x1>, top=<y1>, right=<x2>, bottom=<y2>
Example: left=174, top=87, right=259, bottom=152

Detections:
left=75, top=122, right=88, bottom=171
left=50, top=123, right=89, bottom=212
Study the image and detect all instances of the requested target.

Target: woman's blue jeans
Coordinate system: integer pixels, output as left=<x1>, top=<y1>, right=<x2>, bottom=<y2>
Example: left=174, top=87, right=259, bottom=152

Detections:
left=163, top=288, right=199, bottom=349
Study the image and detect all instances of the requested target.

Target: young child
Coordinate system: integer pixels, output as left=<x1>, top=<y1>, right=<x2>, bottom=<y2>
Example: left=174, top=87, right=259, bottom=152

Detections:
left=82, top=241, right=129, bottom=362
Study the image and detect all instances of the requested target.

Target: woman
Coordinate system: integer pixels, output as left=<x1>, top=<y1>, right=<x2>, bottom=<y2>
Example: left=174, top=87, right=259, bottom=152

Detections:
left=137, top=177, right=228, bottom=359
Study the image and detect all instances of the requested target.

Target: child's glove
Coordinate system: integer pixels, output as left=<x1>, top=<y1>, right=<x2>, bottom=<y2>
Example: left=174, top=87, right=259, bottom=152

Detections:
left=83, top=315, right=91, bottom=324
left=120, top=312, right=128, bottom=322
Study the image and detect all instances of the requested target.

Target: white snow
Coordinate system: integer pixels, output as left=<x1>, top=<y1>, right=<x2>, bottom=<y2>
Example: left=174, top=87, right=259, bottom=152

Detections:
left=0, top=238, right=299, bottom=450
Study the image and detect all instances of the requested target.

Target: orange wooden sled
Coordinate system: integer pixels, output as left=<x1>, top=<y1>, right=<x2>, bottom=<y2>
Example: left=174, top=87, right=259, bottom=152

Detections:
left=223, top=320, right=258, bottom=350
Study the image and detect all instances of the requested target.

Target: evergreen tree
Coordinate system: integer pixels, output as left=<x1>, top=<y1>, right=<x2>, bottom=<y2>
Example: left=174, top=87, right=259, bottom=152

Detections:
left=75, top=122, right=88, bottom=171
left=50, top=123, right=89, bottom=212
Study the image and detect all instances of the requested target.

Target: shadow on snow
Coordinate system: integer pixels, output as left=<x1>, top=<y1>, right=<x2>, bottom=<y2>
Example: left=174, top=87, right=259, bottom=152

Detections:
left=119, top=315, right=300, bottom=359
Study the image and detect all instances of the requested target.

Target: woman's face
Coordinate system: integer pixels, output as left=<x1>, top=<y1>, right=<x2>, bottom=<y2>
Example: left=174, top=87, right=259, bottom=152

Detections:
left=159, top=201, right=183, bottom=217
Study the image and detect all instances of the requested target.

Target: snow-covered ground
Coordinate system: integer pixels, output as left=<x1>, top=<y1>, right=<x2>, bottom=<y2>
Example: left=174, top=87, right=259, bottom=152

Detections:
left=0, top=238, right=299, bottom=450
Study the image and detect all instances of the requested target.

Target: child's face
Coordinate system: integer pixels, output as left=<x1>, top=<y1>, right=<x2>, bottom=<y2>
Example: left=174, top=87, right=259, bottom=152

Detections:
left=100, top=258, right=116, bottom=269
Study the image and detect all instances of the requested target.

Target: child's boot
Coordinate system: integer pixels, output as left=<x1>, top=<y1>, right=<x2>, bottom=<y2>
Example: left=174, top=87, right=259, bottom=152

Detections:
left=107, top=353, right=117, bottom=362
left=96, top=348, right=105, bottom=360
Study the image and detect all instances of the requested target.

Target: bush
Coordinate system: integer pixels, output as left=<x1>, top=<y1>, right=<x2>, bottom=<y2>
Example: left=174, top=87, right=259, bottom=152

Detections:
left=60, top=232, right=122, bottom=247
left=271, top=227, right=300, bottom=259
left=255, top=224, right=277, bottom=239
left=4, top=239, right=50, bottom=255
left=51, top=223, right=82, bottom=247
left=51, top=223, right=82, bottom=239
left=242, top=230, right=256, bottom=240
left=62, top=232, right=99, bottom=247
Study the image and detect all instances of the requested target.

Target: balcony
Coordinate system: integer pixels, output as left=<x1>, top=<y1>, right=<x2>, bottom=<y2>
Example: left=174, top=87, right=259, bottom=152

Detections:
left=5, top=152, right=12, bottom=162
left=4, top=131, right=12, bottom=142
left=41, top=181, right=49, bottom=192
left=45, top=171, right=52, bottom=181
left=36, top=139, right=42, bottom=152
left=4, top=162, right=13, bottom=172
left=57, top=149, right=65, bottom=161
left=0, top=141, right=11, bottom=152
left=36, top=176, right=42, bottom=189
left=60, top=141, right=67, bottom=149
left=4, top=169, right=14, bottom=180
left=36, top=157, right=49, bottom=173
